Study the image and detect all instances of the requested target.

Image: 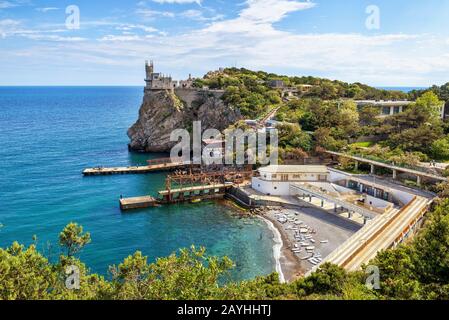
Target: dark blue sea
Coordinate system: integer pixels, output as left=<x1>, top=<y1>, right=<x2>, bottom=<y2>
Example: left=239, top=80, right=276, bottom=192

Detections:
left=0, top=86, right=275, bottom=281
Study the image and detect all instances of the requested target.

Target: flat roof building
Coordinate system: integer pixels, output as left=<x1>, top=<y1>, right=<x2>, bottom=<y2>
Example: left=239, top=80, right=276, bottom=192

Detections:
left=253, top=165, right=329, bottom=195
left=355, top=100, right=446, bottom=119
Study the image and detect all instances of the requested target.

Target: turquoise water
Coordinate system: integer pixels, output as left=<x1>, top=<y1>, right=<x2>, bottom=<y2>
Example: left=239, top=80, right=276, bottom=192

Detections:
left=0, top=86, right=275, bottom=281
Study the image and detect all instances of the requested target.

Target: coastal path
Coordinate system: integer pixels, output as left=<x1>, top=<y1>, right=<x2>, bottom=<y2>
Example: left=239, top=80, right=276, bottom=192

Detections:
left=326, top=150, right=448, bottom=185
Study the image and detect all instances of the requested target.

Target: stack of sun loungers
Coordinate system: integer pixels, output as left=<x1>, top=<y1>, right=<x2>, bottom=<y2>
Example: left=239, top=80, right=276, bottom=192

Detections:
left=273, top=209, right=329, bottom=266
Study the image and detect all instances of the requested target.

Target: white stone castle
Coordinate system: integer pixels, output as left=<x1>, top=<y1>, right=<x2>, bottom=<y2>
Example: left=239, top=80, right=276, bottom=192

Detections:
left=145, top=60, right=195, bottom=93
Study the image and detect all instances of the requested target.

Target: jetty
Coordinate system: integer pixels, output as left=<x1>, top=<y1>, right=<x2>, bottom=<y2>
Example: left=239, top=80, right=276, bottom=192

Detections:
left=119, top=184, right=233, bottom=211
left=119, top=196, right=157, bottom=210
left=119, top=169, right=254, bottom=211
left=158, top=183, right=233, bottom=203
left=83, top=158, right=192, bottom=176
left=83, top=156, right=255, bottom=211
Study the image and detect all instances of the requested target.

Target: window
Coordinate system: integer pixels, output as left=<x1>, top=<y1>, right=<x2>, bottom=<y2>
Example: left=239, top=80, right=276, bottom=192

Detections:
left=293, top=174, right=301, bottom=179
left=382, top=106, right=390, bottom=115
left=394, top=106, right=401, bottom=114
left=272, top=174, right=277, bottom=179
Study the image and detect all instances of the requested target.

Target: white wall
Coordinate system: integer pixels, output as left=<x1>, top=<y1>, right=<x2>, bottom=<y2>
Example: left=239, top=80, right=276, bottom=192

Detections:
left=332, top=184, right=356, bottom=194
left=391, top=189, right=415, bottom=206
left=365, top=195, right=393, bottom=210
left=328, top=169, right=350, bottom=182
left=251, top=177, right=291, bottom=196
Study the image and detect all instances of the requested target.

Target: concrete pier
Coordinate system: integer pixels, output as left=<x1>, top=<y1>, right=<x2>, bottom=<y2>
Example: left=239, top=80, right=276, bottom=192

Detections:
left=120, top=196, right=157, bottom=210
left=120, top=183, right=235, bottom=211
left=83, top=162, right=187, bottom=176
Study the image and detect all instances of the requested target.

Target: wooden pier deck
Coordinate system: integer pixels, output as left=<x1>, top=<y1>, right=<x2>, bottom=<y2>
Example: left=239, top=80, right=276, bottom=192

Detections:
left=83, top=162, right=188, bottom=176
left=120, top=196, right=157, bottom=210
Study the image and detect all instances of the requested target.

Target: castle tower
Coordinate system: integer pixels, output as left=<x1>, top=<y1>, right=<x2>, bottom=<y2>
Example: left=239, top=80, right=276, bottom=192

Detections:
left=145, top=60, right=154, bottom=80
left=144, top=59, right=176, bottom=93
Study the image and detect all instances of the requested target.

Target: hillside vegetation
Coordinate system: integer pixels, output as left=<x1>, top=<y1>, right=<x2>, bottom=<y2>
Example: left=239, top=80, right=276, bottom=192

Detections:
left=193, top=67, right=409, bottom=119
left=194, top=68, right=449, bottom=166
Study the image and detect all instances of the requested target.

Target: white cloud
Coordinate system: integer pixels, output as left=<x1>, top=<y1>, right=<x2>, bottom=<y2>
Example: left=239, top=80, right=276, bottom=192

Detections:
left=99, top=35, right=142, bottom=42
left=99, top=34, right=157, bottom=42
left=0, top=19, right=21, bottom=38
left=22, top=34, right=86, bottom=42
left=36, top=7, right=59, bottom=13
left=2, top=0, right=449, bottom=86
left=0, top=18, right=20, bottom=26
left=152, top=0, right=201, bottom=5
left=116, top=24, right=158, bottom=33
left=0, top=20, right=86, bottom=41
left=205, top=0, right=315, bottom=34
left=180, top=9, right=224, bottom=21
left=0, top=1, right=17, bottom=9
left=136, top=8, right=176, bottom=18
left=240, top=0, right=315, bottom=23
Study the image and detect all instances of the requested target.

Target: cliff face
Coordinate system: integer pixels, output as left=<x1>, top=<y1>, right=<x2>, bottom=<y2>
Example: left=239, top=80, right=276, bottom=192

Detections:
left=127, top=89, right=242, bottom=152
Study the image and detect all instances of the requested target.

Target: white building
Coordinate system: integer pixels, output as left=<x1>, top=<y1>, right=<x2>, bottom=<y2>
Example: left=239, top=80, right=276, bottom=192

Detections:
left=355, top=100, right=446, bottom=119
left=252, top=165, right=329, bottom=196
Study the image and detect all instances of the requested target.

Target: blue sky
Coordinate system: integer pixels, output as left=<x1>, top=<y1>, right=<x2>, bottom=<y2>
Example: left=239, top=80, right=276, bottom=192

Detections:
left=1, top=0, right=449, bottom=86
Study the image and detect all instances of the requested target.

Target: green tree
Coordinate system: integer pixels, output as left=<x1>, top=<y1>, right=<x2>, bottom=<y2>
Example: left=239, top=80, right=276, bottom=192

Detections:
left=415, top=91, right=444, bottom=119
left=277, top=123, right=312, bottom=151
left=370, top=246, right=421, bottom=299
left=111, top=246, right=234, bottom=300
left=413, top=200, right=449, bottom=286
left=0, top=242, right=57, bottom=299
left=430, top=136, right=449, bottom=160
left=313, top=127, right=347, bottom=151
left=294, top=263, right=348, bottom=296
left=388, top=124, right=443, bottom=154
left=337, top=100, right=360, bottom=137
left=359, top=105, right=381, bottom=126
left=59, top=222, right=91, bottom=257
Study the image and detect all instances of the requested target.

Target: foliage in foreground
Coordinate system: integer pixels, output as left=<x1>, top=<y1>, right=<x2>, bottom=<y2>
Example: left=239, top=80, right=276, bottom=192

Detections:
left=1, top=196, right=449, bottom=300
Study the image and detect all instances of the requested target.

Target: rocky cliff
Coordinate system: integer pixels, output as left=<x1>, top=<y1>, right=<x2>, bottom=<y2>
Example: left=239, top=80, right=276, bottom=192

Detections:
left=127, top=89, right=242, bottom=152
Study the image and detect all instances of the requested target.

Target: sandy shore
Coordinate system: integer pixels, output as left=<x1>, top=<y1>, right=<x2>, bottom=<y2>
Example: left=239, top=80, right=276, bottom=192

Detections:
left=217, top=198, right=359, bottom=282
left=259, top=205, right=361, bottom=282
left=259, top=212, right=304, bottom=282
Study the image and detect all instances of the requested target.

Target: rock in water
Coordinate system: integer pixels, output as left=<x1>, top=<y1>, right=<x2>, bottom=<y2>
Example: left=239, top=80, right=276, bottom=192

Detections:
left=127, top=88, right=242, bottom=152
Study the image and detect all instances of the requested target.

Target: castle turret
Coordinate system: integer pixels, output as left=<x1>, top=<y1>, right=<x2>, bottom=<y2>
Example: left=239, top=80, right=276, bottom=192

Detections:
left=144, top=60, right=177, bottom=93
left=145, top=60, right=154, bottom=80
